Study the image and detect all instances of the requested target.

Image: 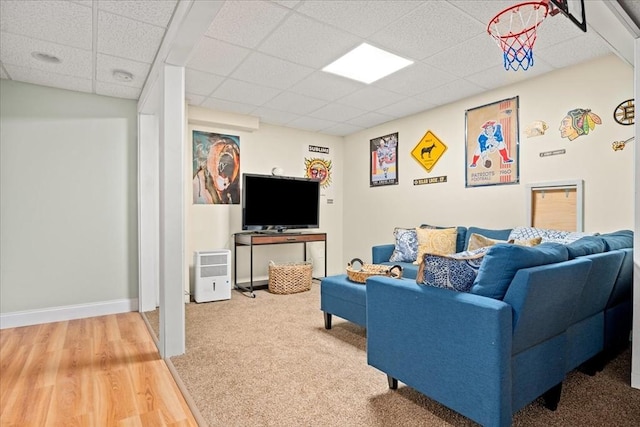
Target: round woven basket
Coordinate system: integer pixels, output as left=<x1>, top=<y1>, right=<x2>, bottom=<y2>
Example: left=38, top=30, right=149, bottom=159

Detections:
left=345, top=258, right=402, bottom=284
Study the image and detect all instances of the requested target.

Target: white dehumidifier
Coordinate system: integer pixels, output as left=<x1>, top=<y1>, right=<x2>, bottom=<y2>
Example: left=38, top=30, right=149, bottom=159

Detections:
left=194, top=250, right=231, bottom=303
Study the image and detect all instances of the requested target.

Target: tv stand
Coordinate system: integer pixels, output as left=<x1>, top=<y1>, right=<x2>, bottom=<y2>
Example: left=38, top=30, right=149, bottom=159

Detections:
left=233, top=232, right=327, bottom=298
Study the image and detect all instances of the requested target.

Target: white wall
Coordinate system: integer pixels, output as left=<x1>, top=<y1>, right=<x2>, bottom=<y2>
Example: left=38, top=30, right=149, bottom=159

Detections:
left=0, top=80, right=138, bottom=315
left=342, top=54, right=635, bottom=262
left=184, top=112, right=344, bottom=297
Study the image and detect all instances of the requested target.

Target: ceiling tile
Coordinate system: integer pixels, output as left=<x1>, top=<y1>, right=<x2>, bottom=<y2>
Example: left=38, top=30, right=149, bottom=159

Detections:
left=309, top=102, right=367, bottom=122
left=201, top=97, right=257, bottom=115
left=416, top=79, right=487, bottom=107
left=257, top=13, right=361, bottom=68
left=465, top=59, right=553, bottom=90
left=296, top=0, right=423, bottom=38
left=337, top=86, right=406, bottom=111
left=287, top=115, right=340, bottom=133
left=262, top=91, right=327, bottom=115
left=289, top=71, right=362, bottom=102
left=95, top=81, right=141, bottom=99
left=448, top=0, right=516, bottom=25
left=424, top=34, right=505, bottom=78
left=535, top=31, right=613, bottom=69
left=372, top=62, right=457, bottom=96
left=376, top=97, right=436, bottom=119
left=185, top=69, right=225, bottom=96
left=98, top=0, right=178, bottom=27
left=346, top=111, right=395, bottom=128
left=187, top=37, right=251, bottom=76
left=96, top=54, right=150, bottom=88
left=231, top=52, right=314, bottom=90
left=0, top=32, right=92, bottom=79
left=98, top=11, right=165, bottom=63
left=204, top=1, right=289, bottom=48
left=0, top=0, right=92, bottom=50
left=186, top=93, right=206, bottom=106
left=369, top=1, right=485, bottom=60
left=4, top=63, right=92, bottom=94
left=321, top=122, right=365, bottom=136
left=211, top=78, right=280, bottom=106
left=251, top=106, right=301, bottom=126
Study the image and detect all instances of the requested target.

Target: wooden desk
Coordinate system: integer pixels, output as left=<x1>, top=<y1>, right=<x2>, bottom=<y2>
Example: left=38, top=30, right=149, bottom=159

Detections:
left=233, top=232, right=327, bottom=297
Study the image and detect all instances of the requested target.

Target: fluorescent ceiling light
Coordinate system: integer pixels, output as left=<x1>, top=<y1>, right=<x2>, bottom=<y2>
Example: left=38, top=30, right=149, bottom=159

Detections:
left=322, top=43, right=413, bottom=84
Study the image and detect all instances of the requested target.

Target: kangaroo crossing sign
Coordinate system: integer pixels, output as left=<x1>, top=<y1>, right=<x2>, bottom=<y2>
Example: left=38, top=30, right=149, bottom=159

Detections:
left=411, top=130, right=447, bottom=173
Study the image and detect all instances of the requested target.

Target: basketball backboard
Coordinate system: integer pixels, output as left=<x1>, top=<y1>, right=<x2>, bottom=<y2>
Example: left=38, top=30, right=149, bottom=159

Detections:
left=549, top=0, right=586, bottom=32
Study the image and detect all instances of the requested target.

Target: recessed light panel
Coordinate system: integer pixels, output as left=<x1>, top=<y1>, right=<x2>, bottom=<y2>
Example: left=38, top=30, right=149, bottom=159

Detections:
left=322, top=43, right=413, bottom=84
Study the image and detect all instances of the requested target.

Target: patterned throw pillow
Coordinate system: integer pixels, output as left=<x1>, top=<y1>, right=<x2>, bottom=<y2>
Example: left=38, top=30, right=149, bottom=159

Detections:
left=413, top=227, right=458, bottom=264
left=416, top=249, right=486, bottom=292
left=389, top=227, right=418, bottom=262
left=466, top=233, right=508, bottom=251
left=509, top=227, right=595, bottom=245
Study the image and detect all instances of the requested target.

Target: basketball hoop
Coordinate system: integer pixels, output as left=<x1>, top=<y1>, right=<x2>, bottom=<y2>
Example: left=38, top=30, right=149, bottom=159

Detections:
left=487, top=1, right=550, bottom=71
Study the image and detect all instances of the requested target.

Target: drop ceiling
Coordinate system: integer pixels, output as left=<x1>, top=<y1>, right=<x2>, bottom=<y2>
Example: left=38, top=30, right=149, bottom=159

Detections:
left=1, top=0, right=639, bottom=136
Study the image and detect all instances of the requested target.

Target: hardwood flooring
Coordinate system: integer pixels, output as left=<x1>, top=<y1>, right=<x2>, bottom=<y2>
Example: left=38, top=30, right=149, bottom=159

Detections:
left=0, top=312, right=198, bottom=426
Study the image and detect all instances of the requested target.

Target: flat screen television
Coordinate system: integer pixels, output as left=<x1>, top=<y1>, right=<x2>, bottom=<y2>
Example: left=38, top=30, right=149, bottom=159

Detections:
left=242, top=173, right=320, bottom=232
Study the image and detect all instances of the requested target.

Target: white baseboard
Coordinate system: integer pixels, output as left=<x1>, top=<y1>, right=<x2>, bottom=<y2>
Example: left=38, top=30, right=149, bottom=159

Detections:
left=632, top=372, right=640, bottom=390
left=0, top=298, right=139, bottom=329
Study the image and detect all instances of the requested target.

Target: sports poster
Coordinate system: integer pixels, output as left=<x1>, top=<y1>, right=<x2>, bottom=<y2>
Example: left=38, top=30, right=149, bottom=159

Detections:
left=465, top=96, right=519, bottom=188
left=370, top=132, right=398, bottom=187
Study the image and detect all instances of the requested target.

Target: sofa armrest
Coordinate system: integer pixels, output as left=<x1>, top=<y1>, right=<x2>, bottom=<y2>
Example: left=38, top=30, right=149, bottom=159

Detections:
left=372, top=244, right=394, bottom=263
left=366, top=276, right=512, bottom=426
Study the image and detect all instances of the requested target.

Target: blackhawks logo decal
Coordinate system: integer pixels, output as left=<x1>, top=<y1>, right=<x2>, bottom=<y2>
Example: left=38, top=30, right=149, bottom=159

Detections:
left=304, top=158, right=332, bottom=188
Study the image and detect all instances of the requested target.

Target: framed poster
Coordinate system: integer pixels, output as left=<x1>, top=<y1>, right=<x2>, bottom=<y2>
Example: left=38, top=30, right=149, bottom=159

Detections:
left=192, top=130, right=240, bottom=204
left=370, top=132, right=398, bottom=187
left=465, top=96, right=519, bottom=187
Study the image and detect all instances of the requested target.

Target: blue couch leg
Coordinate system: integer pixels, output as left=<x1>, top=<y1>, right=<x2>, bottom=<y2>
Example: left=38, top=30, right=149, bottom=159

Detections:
left=387, top=375, right=398, bottom=390
left=543, top=382, right=562, bottom=411
left=324, top=312, right=332, bottom=330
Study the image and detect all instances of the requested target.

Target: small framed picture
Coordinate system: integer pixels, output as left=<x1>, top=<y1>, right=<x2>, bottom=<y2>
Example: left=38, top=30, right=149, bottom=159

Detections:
left=370, top=132, right=398, bottom=187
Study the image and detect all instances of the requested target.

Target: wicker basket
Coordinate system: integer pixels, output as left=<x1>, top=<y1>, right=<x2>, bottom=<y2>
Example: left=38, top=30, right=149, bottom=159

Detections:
left=346, top=258, right=403, bottom=284
left=268, top=261, right=313, bottom=294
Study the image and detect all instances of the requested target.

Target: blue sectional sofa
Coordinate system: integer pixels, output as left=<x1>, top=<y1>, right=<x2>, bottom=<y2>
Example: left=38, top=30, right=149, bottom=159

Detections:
left=360, top=227, right=633, bottom=426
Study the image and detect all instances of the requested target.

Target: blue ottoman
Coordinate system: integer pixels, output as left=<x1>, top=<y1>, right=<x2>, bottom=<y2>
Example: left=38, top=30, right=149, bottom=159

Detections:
left=320, top=274, right=367, bottom=329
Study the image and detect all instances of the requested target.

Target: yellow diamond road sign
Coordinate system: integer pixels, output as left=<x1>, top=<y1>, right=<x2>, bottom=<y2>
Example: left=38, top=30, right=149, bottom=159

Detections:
left=411, top=130, right=447, bottom=173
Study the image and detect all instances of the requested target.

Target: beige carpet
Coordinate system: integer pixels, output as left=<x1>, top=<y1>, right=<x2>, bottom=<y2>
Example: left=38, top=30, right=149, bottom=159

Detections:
left=146, top=281, right=639, bottom=427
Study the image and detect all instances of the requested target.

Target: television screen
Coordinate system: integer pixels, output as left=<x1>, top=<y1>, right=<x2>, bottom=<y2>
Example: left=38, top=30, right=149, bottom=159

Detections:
left=242, top=173, right=320, bottom=232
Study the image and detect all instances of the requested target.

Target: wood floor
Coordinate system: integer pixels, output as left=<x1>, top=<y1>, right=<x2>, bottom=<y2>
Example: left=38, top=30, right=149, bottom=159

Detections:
left=0, top=312, right=198, bottom=426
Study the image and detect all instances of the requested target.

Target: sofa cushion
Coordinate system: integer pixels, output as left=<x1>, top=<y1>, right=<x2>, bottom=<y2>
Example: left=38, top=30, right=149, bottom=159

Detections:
left=467, top=233, right=508, bottom=251
left=470, top=242, right=569, bottom=300
left=389, top=227, right=419, bottom=262
left=414, top=227, right=458, bottom=264
left=416, top=249, right=486, bottom=292
left=464, top=227, right=512, bottom=250
left=422, top=224, right=468, bottom=253
left=565, top=235, right=606, bottom=259
left=599, top=230, right=633, bottom=251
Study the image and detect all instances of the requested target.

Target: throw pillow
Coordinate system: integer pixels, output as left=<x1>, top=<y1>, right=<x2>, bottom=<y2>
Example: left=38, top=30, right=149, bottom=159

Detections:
left=565, top=235, right=606, bottom=259
left=422, top=224, right=468, bottom=253
left=464, top=227, right=512, bottom=251
left=466, top=233, right=508, bottom=251
left=508, top=226, right=572, bottom=244
left=413, top=227, right=458, bottom=264
left=389, top=227, right=418, bottom=262
left=599, top=230, right=633, bottom=251
left=470, top=242, right=569, bottom=300
left=416, top=249, right=486, bottom=292
left=508, top=237, right=542, bottom=247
